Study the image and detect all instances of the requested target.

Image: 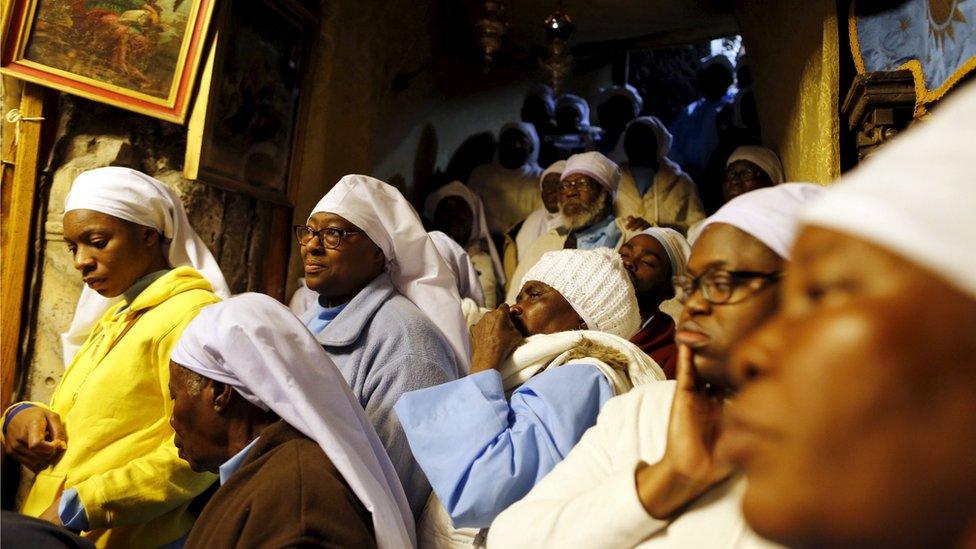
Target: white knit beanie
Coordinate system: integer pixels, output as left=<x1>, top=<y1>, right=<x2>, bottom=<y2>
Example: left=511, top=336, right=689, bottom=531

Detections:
left=520, top=248, right=641, bottom=338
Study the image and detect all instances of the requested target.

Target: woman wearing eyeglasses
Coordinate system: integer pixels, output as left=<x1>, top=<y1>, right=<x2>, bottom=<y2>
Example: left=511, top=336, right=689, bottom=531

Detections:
left=295, top=175, right=465, bottom=522
left=489, top=183, right=824, bottom=549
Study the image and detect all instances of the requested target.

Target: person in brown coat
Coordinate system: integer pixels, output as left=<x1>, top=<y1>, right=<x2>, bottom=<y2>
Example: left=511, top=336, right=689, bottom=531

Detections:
left=167, top=293, right=417, bottom=549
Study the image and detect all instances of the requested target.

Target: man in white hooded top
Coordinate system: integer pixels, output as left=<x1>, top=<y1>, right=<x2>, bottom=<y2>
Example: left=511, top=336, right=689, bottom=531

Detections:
left=489, top=184, right=824, bottom=548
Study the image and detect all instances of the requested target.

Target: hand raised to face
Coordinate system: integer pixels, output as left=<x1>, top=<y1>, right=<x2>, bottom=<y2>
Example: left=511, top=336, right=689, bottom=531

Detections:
left=469, top=304, right=524, bottom=374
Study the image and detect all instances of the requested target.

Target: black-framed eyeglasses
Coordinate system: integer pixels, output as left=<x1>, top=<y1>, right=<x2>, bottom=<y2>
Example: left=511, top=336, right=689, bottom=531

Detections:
left=673, top=268, right=782, bottom=305
left=293, top=225, right=365, bottom=249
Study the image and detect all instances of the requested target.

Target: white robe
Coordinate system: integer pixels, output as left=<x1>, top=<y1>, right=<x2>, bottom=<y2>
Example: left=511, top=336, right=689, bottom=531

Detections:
left=468, top=164, right=543, bottom=235
left=614, top=161, right=705, bottom=235
left=487, top=381, right=781, bottom=549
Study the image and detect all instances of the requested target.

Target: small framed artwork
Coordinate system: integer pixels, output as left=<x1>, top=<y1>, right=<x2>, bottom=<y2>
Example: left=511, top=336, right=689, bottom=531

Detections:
left=184, top=0, right=316, bottom=205
left=1, top=0, right=217, bottom=123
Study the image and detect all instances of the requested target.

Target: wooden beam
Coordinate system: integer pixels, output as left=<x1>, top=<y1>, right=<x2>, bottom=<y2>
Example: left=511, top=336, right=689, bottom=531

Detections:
left=1, top=82, right=46, bottom=412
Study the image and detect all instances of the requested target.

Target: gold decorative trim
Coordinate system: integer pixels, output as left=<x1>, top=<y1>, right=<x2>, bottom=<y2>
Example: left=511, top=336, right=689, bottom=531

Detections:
left=849, top=1, right=976, bottom=114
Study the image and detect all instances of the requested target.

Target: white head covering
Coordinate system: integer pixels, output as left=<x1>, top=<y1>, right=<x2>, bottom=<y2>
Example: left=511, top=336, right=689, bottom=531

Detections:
left=422, top=181, right=505, bottom=286
left=61, top=167, right=230, bottom=366
left=562, top=151, right=622, bottom=196
left=596, top=84, right=644, bottom=117
left=727, top=145, right=785, bottom=185
left=428, top=231, right=486, bottom=306
left=799, top=80, right=976, bottom=298
left=540, top=159, right=567, bottom=188
left=499, top=121, right=541, bottom=170
left=310, top=175, right=470, bottom=373
left=170, top=293, right=416, bottom=549
left=521, top=248, right=641, bottom=339
left=637, top=227, right=691, bottom=279
left=556, top=94, right=591, bottom=127
left=696, top=183, right=826, bottom=259
left=621, top=116, right=674, bottom=162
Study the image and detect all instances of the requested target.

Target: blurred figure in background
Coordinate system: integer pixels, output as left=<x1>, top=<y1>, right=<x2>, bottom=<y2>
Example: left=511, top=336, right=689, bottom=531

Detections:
left=503, top=160, right=566, bottom=286
left=596, top=84, right=644, bottom=159
left=425, top=181, right=504, bottom=308
left=615, top=116, right=705, bottom=235
left=467, top=122, right=543, bottom=240
left=669, top=55, right=735, bottom=184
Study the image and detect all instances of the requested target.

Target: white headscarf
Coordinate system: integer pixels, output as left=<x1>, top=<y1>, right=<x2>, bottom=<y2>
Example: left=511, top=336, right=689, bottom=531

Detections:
left=310, top=175, right=470, bottom=373
left=537, top=159, right=567, bottom=229
left=428, top=231, right=486, bottom=306
left=638, top=227, right=691, bottom=279
left=596, top=84, right=644, bottom=117
left=800, top=80, right=976, bottom=298
left=556, top=94, right=591, bottom=127
left=422, top=181, right=505, bottom=286
left=562, top=151, right=622, bottom=196
left=170, top=293, right=416, bottom=549
left=618, top=116, right=675, bottom=163
left=61, top=167, right=230, bottom=366
left=696, top=183, right=826, bottom=259
left=498, top=121, right=541, bottom=171
left=541, top=160, right=567, bottom=186
left=727, top=145, right=785, bottom=185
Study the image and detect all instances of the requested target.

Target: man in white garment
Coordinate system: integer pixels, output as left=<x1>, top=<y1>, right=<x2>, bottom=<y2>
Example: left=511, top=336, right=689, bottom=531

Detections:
left=489, top=184, right=824, bottom=548
left=614, top=116, right=704, bottom=235
left=506, top=152, right=626, bottom=303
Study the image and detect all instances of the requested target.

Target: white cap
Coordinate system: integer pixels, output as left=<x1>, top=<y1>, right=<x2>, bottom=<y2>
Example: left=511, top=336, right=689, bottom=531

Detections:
left=520, top=248, right=641, bottom=339
left=726, top=145, right=785, bottom=185
left=562, top=151, right=622, bottom=196
left=696, top=183, right=826, bottom=259
left=638, top=227, right=691, bottom=279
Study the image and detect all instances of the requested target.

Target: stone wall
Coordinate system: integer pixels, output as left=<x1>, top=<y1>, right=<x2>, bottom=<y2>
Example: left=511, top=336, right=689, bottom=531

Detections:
left=23, top=96, right=271, bottom=403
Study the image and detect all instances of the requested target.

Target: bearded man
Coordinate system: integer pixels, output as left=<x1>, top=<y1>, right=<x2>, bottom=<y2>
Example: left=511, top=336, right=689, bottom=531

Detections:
left=506, top=152, right=626, bottom=303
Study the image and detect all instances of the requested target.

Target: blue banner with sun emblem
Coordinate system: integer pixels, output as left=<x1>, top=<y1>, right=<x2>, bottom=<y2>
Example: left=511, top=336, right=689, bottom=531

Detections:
left=852, top=0, right=976, bottom=104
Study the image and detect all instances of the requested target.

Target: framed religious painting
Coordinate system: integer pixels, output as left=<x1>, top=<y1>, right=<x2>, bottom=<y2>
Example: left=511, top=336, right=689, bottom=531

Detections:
left=0, top=0, right=216, bottom=123
left=184, top=0, right=316, bottom=206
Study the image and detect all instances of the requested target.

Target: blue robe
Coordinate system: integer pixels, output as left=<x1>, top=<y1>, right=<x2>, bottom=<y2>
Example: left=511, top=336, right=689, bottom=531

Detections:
left=395, top=365, right=614, bottom=528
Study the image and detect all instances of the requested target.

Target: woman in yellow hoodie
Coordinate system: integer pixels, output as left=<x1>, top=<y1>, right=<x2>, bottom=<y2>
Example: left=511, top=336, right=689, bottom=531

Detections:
left=2, top=167, right=230, bottom=548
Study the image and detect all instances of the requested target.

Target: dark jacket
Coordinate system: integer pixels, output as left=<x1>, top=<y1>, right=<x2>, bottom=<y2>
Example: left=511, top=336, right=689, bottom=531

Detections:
left=186, top=421, right=376, bottom=549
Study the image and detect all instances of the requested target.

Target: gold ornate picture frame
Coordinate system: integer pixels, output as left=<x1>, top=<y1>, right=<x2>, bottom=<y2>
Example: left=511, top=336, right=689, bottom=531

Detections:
left=1, top=0, right=216, bottom=124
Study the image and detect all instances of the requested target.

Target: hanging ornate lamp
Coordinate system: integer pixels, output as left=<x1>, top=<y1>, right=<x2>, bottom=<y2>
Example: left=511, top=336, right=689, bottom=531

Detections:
left=475, top=0, right=508, bottom=65
left=542, top=9, right=575, bottom=94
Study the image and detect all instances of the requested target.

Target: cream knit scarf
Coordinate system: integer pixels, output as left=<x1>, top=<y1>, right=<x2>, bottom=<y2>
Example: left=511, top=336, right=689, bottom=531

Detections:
left=497, top=330, right=666, bottom=395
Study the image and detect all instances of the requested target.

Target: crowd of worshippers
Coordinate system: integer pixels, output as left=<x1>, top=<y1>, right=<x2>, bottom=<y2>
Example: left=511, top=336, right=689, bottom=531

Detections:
left=1, top=67, right=974, bottom=549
